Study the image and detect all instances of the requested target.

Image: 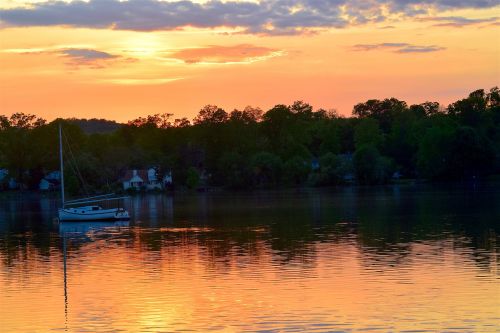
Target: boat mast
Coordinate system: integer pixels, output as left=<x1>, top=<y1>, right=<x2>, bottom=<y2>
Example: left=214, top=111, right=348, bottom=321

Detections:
left=59, top=123, right=65, bottom=208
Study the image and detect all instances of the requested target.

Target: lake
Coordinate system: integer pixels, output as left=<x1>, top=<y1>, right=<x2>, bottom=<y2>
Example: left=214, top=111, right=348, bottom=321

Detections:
left=0, top=184, right=499, bottom=332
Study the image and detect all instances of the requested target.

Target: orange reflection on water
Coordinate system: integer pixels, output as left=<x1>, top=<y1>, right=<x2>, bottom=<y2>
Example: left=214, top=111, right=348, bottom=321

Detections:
left=0, top=227, right=498, bottom=332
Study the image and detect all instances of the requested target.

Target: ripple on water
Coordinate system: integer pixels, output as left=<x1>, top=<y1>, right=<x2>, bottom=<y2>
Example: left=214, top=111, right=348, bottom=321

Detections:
left=0, top=193, right=499, bottom=333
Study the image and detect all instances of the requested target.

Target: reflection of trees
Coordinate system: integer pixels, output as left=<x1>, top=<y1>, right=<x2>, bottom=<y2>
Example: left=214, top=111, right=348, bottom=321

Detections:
left=0, top=186, right=499, bottom=273
left=120, top=191, right=329, bottom=271
left=0, top=231, right=59, bottom=269
left=352, top=184, right=500, bottom=271
left=0, top=194, right=59, bottom=267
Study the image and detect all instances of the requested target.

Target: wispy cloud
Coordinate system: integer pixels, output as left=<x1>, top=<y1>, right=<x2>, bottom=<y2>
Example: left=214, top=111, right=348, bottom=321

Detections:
left=418, top=16, right=499, bottom=27
left=168, top=44, right=283, bottom=64
left=3, top=46, right=126, bottom=67
left=0, top=0, right=498, bottom=35
left=2, top=44, right=94, bottom=54
left=353, top=43, right=446, bottom=53
left=2, top=47, right=47, bottom=53
left=60, top=48, right=119, bottom=66
left=100, top=78, right=184, bottom=85
left=4, top=43, right=282, bottom=67
left=378, top=25, right=396, bottom=29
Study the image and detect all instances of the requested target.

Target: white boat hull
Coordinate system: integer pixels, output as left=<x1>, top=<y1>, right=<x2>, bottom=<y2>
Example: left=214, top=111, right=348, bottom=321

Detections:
left=58, top=207, right=130, bottom=221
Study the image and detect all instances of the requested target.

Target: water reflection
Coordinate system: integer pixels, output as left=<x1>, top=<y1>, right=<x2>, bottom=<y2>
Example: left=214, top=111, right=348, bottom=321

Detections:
left=0, top=184, right=498, bottom=332
left=59, top=220, right=130, bottom=331
left=59, top=220, right=130, bottom=236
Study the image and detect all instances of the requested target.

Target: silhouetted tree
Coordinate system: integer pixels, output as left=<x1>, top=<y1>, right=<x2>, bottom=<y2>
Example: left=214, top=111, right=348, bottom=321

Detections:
left=1, top=87, right=498, bottom=190
left=193, top=105, right=228, bottom=125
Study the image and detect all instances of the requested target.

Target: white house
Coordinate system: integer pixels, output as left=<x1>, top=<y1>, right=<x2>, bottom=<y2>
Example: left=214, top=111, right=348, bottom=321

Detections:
left=146, top=168, right=162, bottom=190
left=0, top=169, right=19, bottom=190
left=39, top=178, right=51, bottom=191
left=122, top=168, right=162, bottom=191
left=45, top=171, right=61, bottom=181
left=163, top=170, right=173, bottom=189
left=122, top=169, right=147, bottom=190
left=39, top=171, right=61, bottom=190
left=39, top=171, right=61, bottom=191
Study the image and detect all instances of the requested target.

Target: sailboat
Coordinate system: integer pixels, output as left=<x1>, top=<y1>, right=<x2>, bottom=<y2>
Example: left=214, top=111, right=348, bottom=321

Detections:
left=57, top=124, right=130, bottom=221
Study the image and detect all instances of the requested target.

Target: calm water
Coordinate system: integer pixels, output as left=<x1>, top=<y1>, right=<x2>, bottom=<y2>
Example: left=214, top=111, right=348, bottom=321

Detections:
left=0, top=185, right=499, bottom=332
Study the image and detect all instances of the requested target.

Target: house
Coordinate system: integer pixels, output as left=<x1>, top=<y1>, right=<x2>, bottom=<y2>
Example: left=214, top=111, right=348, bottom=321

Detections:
left=122, top=168, right=162, bottom=191
left=0, top=169, right=22, bottom=190
left=39, top=171, right=61, bottom=191
left=39, top=178, right=52, bottom=191
left=8, top=177, right=18, bottom=190
left=123, top=169, right=147, bottom=190
left=0, top=169, right=8, bottom=190
left=311, top=158, right=320, bottom=171
left=146, top=168, right=162, bottom=190
left=0, top=169, right=7, bottom=181
left=163, top=170, right=173, bottom=190
left=197, top=169, right=210, bottom=191
left=45, top=171, right=61, bottom=181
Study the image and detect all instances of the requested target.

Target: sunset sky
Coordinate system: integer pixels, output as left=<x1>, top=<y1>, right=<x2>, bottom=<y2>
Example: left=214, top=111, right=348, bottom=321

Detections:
left=0, top=0, right=499, bottom=122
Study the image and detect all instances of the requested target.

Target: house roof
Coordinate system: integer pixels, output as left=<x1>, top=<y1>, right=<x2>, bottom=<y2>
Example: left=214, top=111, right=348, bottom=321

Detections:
left=42, top=178, right=60, bottom=185
left=122, top=169, right=148, bottom=182
left=45, top=171, right=61, bottom=180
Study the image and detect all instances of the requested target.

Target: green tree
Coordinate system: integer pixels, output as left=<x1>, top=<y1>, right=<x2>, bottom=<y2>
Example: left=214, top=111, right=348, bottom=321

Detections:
left=409, top=101, right=440, bottom=118
left=193, top=105, right=228, bottom=125
left=416, top=124, right=455, bottom=179
left=251, top=151, right=282, bottom=186
left=447, top=89, right=488, bottom=127
left=354, top=118, right=383, bottom=149
left=318, top=152, right=342, bottom=185
left=353, top=98, right=407, bottom=133
left=353, top=145, right=393, bottom=184
left=186, top=167, right=200, bottom=189
left=229, top=106, right=263, bottom=124
left=217, top=151, right=252, bottom=189
left=448, top=126, right=495, bottom=179
left=283, top=156, right=310, bottom=185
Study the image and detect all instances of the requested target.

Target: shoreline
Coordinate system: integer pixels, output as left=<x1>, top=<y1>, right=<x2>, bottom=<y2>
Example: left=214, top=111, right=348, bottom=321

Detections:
left=1, top=177, right=498, bottom=201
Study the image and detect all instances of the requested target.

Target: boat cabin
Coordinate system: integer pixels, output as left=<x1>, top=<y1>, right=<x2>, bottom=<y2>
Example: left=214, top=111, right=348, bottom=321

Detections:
left=65, top=206, right=103, bottom=212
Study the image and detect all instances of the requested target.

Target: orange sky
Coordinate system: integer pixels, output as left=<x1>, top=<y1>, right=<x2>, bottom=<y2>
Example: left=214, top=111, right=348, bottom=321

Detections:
left=0, top=1, right=499, bottom=122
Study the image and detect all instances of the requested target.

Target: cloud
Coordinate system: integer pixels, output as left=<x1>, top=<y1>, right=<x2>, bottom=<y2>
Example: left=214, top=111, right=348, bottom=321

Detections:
left=3, top=46, right=125, bottom=67
left=168, top=44, right=282, bottom=64
left=395, top=45, right=446, bottom=53
left=60, top=48, right=118, bottom=62
left=418, top=16, right=499, bottom=27
left=100, top=78, right=183, bottom=85
left=0, top=0, right=498, bottom=35
left=4, top=43, right=281, bottom=66
left=1, top=47, right=47, bottom=53
left=353, top=43, right=446, bottom=53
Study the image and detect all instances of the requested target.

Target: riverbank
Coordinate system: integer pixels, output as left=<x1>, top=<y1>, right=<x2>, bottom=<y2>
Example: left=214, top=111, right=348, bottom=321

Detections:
left=1, top=177, right=499, bottom=202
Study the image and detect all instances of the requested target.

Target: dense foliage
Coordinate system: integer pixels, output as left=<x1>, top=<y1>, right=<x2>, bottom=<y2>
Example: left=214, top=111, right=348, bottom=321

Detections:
left=1, top=87, right=499, bottom=192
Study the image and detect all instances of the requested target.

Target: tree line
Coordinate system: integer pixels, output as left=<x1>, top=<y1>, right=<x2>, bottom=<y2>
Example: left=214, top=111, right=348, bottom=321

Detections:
left=0, top=87, right=498, bottom=193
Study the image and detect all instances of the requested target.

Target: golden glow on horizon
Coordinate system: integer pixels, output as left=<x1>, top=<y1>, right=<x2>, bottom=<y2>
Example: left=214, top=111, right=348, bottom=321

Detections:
left=0, top=5, right=499, bottom=122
